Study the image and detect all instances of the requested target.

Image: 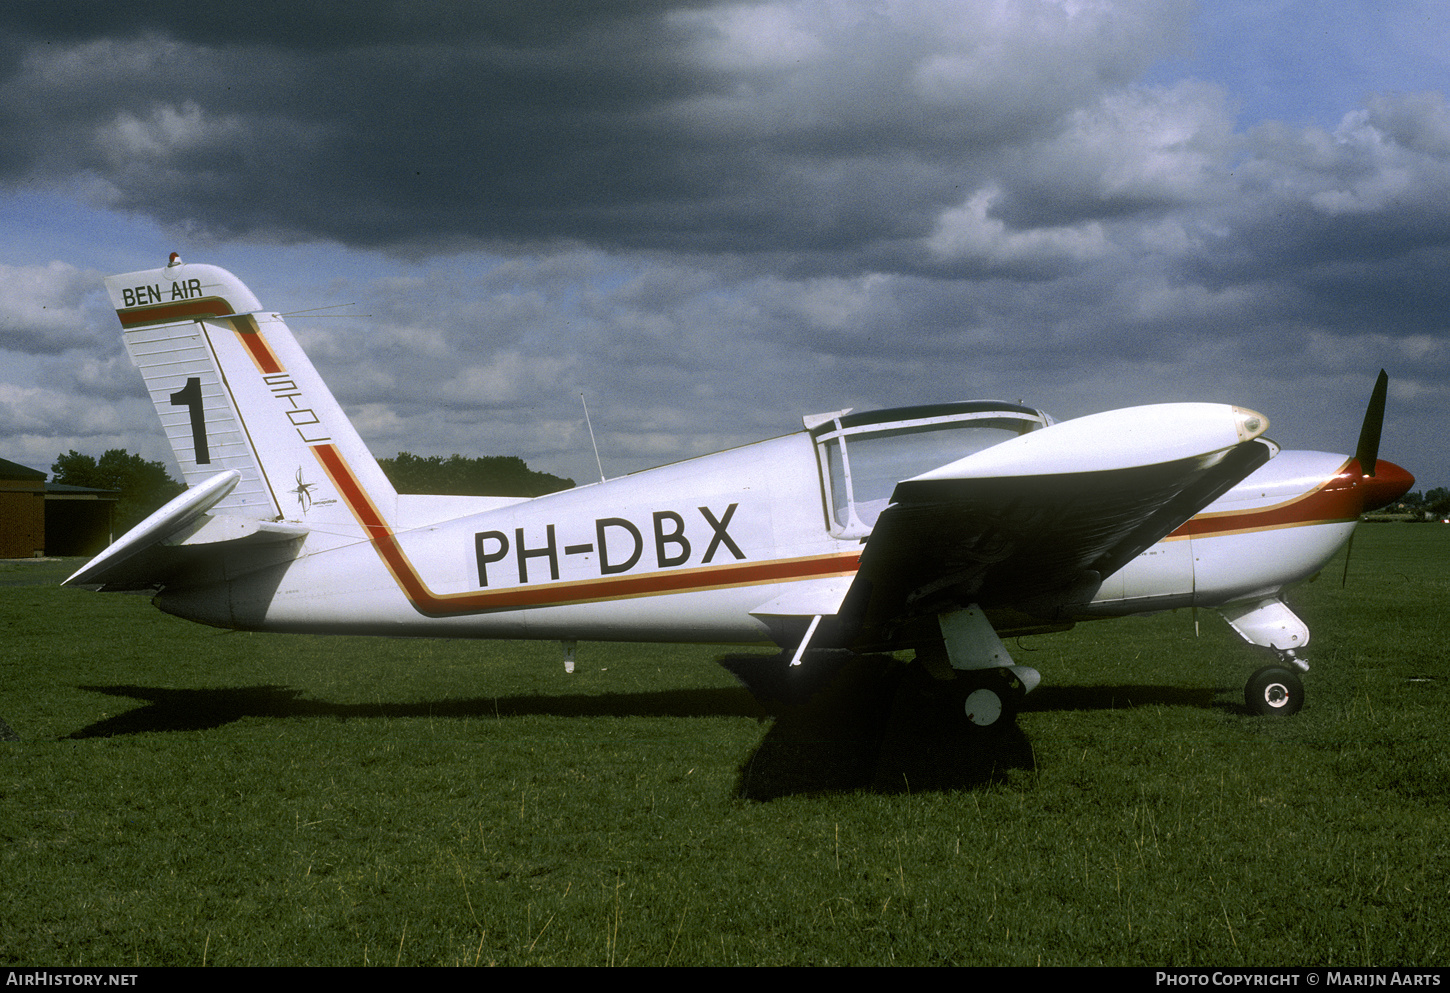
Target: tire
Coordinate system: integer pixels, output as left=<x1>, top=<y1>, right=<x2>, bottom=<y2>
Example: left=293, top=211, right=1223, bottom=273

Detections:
left=1245, top=665, right=1304, bottom=717
left=953, top=668, right=1024, bottom=729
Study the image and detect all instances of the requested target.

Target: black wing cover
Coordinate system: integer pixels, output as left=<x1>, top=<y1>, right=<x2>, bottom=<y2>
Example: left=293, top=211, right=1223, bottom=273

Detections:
left=844, top=439, right=1274, bottom=643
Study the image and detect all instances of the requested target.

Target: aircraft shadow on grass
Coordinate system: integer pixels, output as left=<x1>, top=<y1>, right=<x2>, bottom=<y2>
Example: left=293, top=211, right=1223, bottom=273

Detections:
left=67, top=657, right=1243, bottom=799
left=731, top=660, right=1241, bottom=799
left=65, top=683, right=768, bottom=738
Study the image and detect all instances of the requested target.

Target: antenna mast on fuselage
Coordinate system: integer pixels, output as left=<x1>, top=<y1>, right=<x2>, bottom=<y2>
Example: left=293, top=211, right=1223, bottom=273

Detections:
left=580, top=392, right=605, bottom=484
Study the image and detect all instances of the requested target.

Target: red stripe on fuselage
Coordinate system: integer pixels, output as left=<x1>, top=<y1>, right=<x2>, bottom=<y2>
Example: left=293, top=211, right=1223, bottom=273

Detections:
left=1169, top=458, right=1394, bottom=539
left=309, top=442, right=860, bottom=617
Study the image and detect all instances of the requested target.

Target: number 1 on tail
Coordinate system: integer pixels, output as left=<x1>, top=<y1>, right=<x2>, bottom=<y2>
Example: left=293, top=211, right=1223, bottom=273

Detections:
left=170, top=377, right=211, bottom=464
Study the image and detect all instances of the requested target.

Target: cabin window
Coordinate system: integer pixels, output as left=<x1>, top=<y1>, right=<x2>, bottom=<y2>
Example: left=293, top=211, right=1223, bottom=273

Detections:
left=811, top=404, right=1049, bottom=537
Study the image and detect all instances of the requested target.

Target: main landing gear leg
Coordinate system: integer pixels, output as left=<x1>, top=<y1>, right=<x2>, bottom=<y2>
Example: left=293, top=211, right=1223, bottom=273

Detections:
left=930, top=606, right=1041, bottom=730
left=1217, top=597, right=1310, bottom=716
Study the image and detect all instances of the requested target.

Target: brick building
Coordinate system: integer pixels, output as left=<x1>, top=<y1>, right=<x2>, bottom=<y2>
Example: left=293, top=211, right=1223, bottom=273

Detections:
left=0, top=457, right=118, bottom=558
left=0, top=458, right=47, bottom=558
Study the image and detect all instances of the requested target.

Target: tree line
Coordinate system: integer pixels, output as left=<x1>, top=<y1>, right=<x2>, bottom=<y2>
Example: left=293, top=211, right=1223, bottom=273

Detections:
left=50, top=449, right=575, bottom=534
left=376, top=452, right=573, bottom=498
left=1395, top=488, right=1450, bottom=520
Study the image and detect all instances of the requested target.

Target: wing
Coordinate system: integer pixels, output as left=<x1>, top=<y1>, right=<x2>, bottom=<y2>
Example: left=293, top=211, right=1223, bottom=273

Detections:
left=842, top=403, right=1276, bottom=644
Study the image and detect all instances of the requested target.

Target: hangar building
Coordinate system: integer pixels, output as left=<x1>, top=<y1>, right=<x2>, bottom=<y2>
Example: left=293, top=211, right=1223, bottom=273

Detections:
left=1, top=457, right=117, bottom=558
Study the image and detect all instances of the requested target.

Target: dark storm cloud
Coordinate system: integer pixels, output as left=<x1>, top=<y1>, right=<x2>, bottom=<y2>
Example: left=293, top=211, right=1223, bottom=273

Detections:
left=4, top=2, right=1449, bottom=486
left=1, top=3, right=715, bottom=241
left=1174, top=94, right=1450, bottom=343
left=0, top=1, right=1193, bottom=262
left=1, top=2, right=689, bottom=51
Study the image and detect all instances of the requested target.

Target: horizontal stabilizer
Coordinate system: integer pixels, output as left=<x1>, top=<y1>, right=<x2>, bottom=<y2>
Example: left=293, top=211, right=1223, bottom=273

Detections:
left=64, top=471, right=307, bottom=592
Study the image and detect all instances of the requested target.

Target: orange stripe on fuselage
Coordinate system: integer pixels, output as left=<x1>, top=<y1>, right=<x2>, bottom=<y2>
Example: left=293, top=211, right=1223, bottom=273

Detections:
left=1167, top=458, right=1361, bottom=540
left=309, top=442, right=860, bottom=617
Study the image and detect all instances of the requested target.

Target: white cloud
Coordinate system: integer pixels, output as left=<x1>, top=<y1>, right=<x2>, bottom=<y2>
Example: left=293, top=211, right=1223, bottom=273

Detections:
left=1039, top=82, right=1236, bottom=207
left=926, top=185, right=1109, bottom=267
left=674, top=2, right=831, bottom=75
left=0, top=381, right=152, bottom=439
left=0, top=261, right=103, bottom=352
left=438, top=350, right=579, bottom=406
left=98, top=102, right=226, bottom=163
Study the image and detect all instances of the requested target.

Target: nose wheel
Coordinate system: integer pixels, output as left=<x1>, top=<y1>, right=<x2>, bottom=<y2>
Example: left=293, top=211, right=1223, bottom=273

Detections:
left=1245, top=665, right=1304, bottom=716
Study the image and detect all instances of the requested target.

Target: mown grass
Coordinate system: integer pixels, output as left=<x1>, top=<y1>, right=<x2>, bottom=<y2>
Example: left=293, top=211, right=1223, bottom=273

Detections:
left=1, top=527, right=1447, bottom=966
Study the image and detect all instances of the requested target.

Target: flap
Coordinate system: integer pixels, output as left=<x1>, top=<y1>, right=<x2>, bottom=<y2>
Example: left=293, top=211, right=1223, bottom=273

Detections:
left=748, top=578, right=852, bottom=619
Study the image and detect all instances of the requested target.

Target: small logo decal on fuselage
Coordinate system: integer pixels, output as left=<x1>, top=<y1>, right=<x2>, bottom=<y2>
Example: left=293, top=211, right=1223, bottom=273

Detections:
left=292, top=468, right=316, bottom=513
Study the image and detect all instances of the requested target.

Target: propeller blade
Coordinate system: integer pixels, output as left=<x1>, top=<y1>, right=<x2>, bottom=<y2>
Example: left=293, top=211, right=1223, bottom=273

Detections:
left=1354, top=369, right=1388, bottom=477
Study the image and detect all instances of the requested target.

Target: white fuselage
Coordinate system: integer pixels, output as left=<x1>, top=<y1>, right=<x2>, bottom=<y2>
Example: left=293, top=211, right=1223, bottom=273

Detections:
left=161, top=433, right=855, bottom=644
left=156, top=435, right=1384, bottom=651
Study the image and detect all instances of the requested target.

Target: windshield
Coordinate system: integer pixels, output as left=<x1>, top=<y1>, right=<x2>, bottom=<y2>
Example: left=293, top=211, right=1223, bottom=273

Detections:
left=812, top=404, right=1047, bottom=536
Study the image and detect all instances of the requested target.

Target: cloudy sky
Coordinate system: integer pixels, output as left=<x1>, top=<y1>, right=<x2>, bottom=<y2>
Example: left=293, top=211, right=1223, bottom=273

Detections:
left=2, top=0, right=1447, bottom=495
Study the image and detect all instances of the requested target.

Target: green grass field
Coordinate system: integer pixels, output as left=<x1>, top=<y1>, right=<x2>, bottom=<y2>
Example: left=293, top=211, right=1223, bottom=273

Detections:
left=2, top=526, right=1447, bottom=966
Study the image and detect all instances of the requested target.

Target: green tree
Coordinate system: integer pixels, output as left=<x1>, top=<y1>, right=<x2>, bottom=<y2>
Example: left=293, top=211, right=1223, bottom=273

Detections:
left=378, top=453, right=574, bottom=498
left=52, top=449, right=184, bottom=533
left=1425, top=487, right=1450, bottom=519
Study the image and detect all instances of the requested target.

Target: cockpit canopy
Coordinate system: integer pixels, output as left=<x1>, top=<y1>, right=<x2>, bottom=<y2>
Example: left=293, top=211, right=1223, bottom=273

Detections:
left=806, top=402, right=1053, bottom=537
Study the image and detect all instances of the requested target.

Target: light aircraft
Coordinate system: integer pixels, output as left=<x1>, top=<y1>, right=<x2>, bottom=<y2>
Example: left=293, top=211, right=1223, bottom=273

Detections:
left=66, top=257, right=1414, bottom=728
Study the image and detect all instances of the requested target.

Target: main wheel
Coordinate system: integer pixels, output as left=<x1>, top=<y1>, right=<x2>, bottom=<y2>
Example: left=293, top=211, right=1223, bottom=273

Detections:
left=953, top=668, right=1024, bottom=729
left=1245, top=665, right=1304, bottom=716
left=962, top=687, right=1004, bottom=727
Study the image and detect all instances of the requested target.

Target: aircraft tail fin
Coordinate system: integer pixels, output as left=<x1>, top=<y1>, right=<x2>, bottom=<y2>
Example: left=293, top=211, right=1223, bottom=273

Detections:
left=104, top=257, right=397, bottom=527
